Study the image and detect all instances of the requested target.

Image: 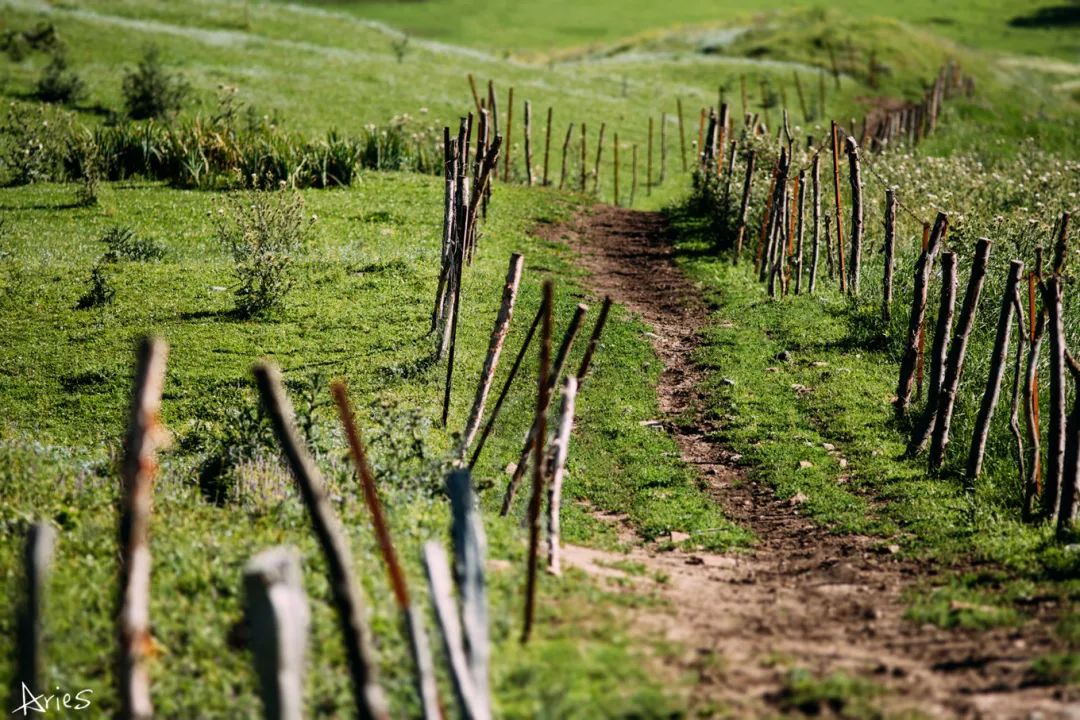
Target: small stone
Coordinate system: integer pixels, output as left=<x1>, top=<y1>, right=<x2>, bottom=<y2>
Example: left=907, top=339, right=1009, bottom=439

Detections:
left=671, top=531, right=691, bottom=543
left=504, top=462, right=517, bottom=475
left=887, top=544, right=901, bottom=554
left=823, top=443, right=836, bottom=452
left=811, top=361, right=828, bottom=367
left=839, top=458, right=848, bottom=469
left=798, top=460, right=813, bottom=470
left=789, top=492, right=809, bottom=506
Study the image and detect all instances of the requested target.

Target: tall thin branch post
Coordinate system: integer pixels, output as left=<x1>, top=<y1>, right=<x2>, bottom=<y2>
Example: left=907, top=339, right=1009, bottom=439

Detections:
left=442, top=176, right=471, bottom=426
left=558, top=123, right=573, bottom=190
left=845, top=136, right=863, bottom=295
left=659, top=112, right=667, bottom=185
left=1058, top=352, right=1080, bottom=537
left=794, top=169, right=806, bottom=294
left=966, top=260, right=1024, bottom=483
left=542, top=107, right=553, bottom=186
left=613, top=133, right=620, bottom=206
left=930, top=238, right=993, bottom=470
left=630, top=144, right=638, bottom=207
left=14, top=522, right=56, bottom=705
left=733, top=149, right=756, bottom=264
left=1045, top=276, right=1067, bottom=521
left=502, top=87, right=513, bottom=182
left=1025, top=308, right=1047, bottom=520
left=646, top=116, right=653, bottom=196
left=809, top=152, right=821, bottom=291
left=831, top=121, right=846, bottom=292
left=593, top=123, right=606, bottom=194
left=332, top=382, right=441, bottom=719
left=676, top=98, right=688, bottom=171
left=547, top=376, right=579, bottom=576
left=462, top=254, right=525, bottom=452
left=254, top=364, right=389, bottom=720
left=522, top=281, right=554, bottom=644
left=907, top=252, right=957, bottom=457
left=579, top=122, right=587, bottom=193
left=244, top=547, right=309, bottom=720
left=883, top=188, right=897, bottom=323
left=523, top=100, right=533, bottom=186
left=895, top=213, right=948, bottom=417
left=118, top=337, right=168, bottom=720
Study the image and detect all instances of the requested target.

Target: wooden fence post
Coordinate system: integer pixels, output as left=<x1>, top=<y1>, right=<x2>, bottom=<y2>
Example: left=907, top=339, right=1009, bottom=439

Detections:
left=929, top=238, right=992, bottom=469
left=794, top=169, right=806, bottom=294
left=793, top=71, right=809, bottom=121
left=613, top=133, right=620, bottom=206
left=244, top=547, right=309, bottom=720
left=733, top=149, right=755, bottom=264
left=442, top=176, right=471, bottom=425
left=467, top=74, right=481, bottom=115
left=462, top=254, right=525, bottom=452
left=646, top=117, right=653, bottom=196
left=830, top=121, right=846, bottom=292
left=809, top=152, right=822, bottom=290
left=502, top=87, right=513, bottom=182
left=332, top=383, right=442, bottom=719
left=1025, top=308, right=1047, bottom=520
left=522, top=281, right=554, bottom=644
left=547, top=376, right=579, bottom=576
left=1045, top=276, right=1067, bottom=521
left=118, top=337, right=168, bottom=720
left=677, top=98, right=688, bottom=171
left=254, top=364, right=389, bottom=720
left=1058, top=353, right=1080, bottom=536
left=966, top=260, right=1024, bottom=483
left=845, top=137, right=863, bottom=296
left=559, top=123, right=573, bottom=191
left=659, top=112, right=667, bottom=184
left=883, top=188, right=897, bottom=323
left=895, top=213, right=948, bottom=417
left=579, top=122, right=587, bottom=193
left=524, top=100, right=533, bottom=186
left=592, top=123, right=606, bottom=194
left=542, top=107, right=553, bottom=186
left=14, top=522, right=56, bottom=704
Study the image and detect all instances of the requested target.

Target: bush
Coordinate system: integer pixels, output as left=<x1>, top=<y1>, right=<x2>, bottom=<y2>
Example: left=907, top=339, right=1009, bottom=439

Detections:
left=65, top=127, right=100, bottom=206
left=35, top=51, right=85, bottom=106
left=0, top=101, right=72, bottom=185
left=100, top=226, right=166, bottom=262
left=122, top=46, right=190, bottom=120
left=213, top=185, right=314, bottom=317
left=76, top=262, right=115, bottom=309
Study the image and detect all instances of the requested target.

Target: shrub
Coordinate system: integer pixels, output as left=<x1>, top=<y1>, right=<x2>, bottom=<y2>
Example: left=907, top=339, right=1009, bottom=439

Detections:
left=35, top=51, right=85, bottom=106
left=0, top=102, right=72, bottom=185
left=213, top=184, right=314, bottom=317
left=76, top=262, right=115, bottom=309
left=65, top=127, right=100, bottom=206
left=122, top=46, right=190, bottom=120
left=101, top=226, right=165, bottom=262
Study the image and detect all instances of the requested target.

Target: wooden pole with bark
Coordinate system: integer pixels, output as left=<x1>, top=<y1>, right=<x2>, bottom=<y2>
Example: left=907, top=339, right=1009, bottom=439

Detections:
left=523, top=100, right=533, bottom=186
left=845, top=137, right=863, bottom=295
left=593, top=122, right=606, bottom=194
left=522, top=281, right=554, bottom=644
left=546, top=376, right=579, bottom=576
left=244, top=547, right=310, bottom=720
left=542, top=107, right=553, bottom=186
left=929, top=238, right=993, bottom=469
left=646, top=117, right=653, bottom=196
left=809, top=153, right=821, bottom=291
left=883, top=188, right=897, bottom=323
left=794, top=169, right=806, bottom=294
left=1058, top=352, right=1080, bottom=537
left=559, top=123, right=573, bottom=191
left=502, top=87, right=513, bottom=182
left=966, top=260, right=1024, bottom=482
left=579, top=122, right=587, bottom=193
left=118, top=337, right=168, bottom=720
left=733, top=149, right=755, bottom=265
left=1045, top=276, right=1067, bottom=521
left=1024, top=307, right=1047, bottom=520
left=659, top=112, right=667, bottom=185
left=254, top=364, right=389, bottom=720
left=613, top=133, right=620, bottom=206
left=462, top=254, right=525, bottom=452
left=908, top=252, right=959, bottom=456
left=895, top=213, right=948, bottom=417
left=677, top=98, right=688, bottom=171
left=830, top=121, right=846, bottom=292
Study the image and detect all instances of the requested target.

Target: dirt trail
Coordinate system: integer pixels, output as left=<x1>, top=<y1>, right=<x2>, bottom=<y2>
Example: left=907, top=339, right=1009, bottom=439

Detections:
left=550, top=206, right=1072, bottom=719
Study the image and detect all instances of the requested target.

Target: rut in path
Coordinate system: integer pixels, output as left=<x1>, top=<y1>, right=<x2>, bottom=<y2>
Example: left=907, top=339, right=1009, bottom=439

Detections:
left=550, top=205, right=1069, bottom=718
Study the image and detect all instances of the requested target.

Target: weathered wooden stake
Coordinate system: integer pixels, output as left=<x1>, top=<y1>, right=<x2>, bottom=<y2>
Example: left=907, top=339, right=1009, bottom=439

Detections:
left=502, top=87, right=513, bottom=182
left=522, top=281, right=554, bottom=644
left=830, top=121, right=846, bottom=292
left=659, top=112, right=667, bottom=184
left=810, top=152, right=821, bottom=290
left=646, top=116, right=653, bottom=196
left=895, top=213, right=948, bottom=417
left=523, top=100, right=533, bottom=186
left=547, top=376, right=579, bottom=576
left=793, top=71, right=809, bottom=121
left=613, top=133, right=620, bottom=206
left=118, top=337, right=168, bottom=720
left=677, top=98, right=688, bottom=171
left=244, top=547, right=309, bottom=720
left=592, top=122, right=606, bottom=195
left=794, top=169, right=806, bottom=294
left=467, top=74, right=482, bottom=115
left=579, top=122, right=587, bottom=193
left=559, top=123, right=573, bottom=191
left=883, top=188, right=897, bottom=323
left=733, top=149, right=755, bottom=265
left=461, top=254, right=525, bottom=453
left=254, top=364, right=389, bottom=720
left=845, top=136, right=863, bottom=295
left=1024, top=306, right=1046, bottom=520
left=929, top=238, right=992, bottom=469
left=1058, top=352, right=1080, bottom=536
left=542, top=107, right=553, bottom=186
left=966, top=260, right=1024, bottom=482
left=630, top=145, right=638, bottom=207
left=442, top=176, right=471, bottom=425
left=1045, top=276, right=1067, bottom=521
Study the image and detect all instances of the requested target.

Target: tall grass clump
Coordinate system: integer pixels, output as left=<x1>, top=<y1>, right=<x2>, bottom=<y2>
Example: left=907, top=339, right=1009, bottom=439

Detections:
left=122, top=46, right=190, bottom=120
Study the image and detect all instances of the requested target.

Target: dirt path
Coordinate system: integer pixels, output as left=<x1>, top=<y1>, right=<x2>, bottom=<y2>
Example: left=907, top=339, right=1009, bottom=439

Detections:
left=550, top=206, right=1071, bottom=719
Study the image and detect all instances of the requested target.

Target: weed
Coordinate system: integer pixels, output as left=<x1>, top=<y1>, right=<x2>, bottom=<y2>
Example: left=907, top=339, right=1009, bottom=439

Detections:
left=100, top=226, right=166, bottom=262
left=0, top=101, right=71, bottom=186
left=121, top=46, right=190, bottom=120
left=75, top=263, right=115, bottom=309
left=34, top=50, right=85, bottom=106
left=776, top=667, right=883, bottom=718
left=212, top=184, right=314, bottom=317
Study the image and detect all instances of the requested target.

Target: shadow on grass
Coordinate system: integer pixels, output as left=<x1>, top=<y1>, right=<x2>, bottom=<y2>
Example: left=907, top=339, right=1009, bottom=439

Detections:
left=1009, top=3, right=1080, bottom=28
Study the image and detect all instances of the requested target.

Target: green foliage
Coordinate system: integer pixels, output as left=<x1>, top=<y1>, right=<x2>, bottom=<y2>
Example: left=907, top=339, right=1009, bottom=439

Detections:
left=777, top=667, right=883, bottom=718
left=0, top=101, right=72, bottom=186
left=75, top=262, right=115, bottom=309
left=121, top=46, right=191, bottom=120
left=100, top=225, right=166, bottom=262
left=34, top=50, right=86, bottom=106
left=213, top=185, right=314, bottom=317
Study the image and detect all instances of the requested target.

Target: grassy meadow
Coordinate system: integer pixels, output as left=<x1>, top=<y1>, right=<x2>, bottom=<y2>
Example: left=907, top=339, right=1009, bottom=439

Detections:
left=1, top=0, right=1079, bottom=716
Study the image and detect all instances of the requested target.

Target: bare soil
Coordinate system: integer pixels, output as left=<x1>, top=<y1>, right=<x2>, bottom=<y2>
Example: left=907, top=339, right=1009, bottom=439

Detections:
left=545, top=205, right=1076, bottom=719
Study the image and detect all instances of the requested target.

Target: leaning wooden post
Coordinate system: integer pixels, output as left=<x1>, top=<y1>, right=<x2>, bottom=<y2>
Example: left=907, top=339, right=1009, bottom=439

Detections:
left=467, top=74, right=482, bottom=115
left=442, top=177, right=471, bottom=426
left=809, top=152, right=821, bottom=291
left=468, top=302, right=544, bottom=471
left=558, top=123, right=573, bottom=190
left=592, top=122, right=606, bottom=195
left=793, top=71, right=809, bottom=121
left=1052, top=211, right=1071, bottom=274
left=542, top=107, right=553, bottom=186
left=659, top=112, right=667, bottom=184
left=1045, top=276, right=1067, bottom=522
left=697, top=108, right=706, bottom=163
left=118, top=337, right=168, bottom=720
left=547, top=376, right=579, bottom=577
left=916, top=221, right=933, bottom=398
left=1024, top=308, right=1047, bottom=520
left=966, top=260, right=1024, bottom=483
left=882, top=188, right=897, bottom=323
left=446, top=470, right=490, bottom=718
left=1058, top=353, right=1080, bottom=536
left=502, top=87, right=514, bottom=182
left=522, top=281, right=554, bottom=645
left=1008, top=291, right=1029, bottom=513
left=676, top=98, right=688, bottom=171
left=332, top=382, right=442, bottom=719
left=244, top=547, right=309, bottom=720
left=254, top=364, right=389, bottom=720
left=794, top=169, right=806, bottom=294
left=422, top=542, right=486, bottom=720
left=929, top=238, right=993, bottom=470
left=830, top=121, right=847, bottom=292
left=630, top=145, right=638, bottom=207
left=613, top=133, right=620, bottom=206
left=523, top=100, right=533, bottom=186
left=755, top=161, right=780, bottom=278
left=895, top=213, right=948, bottom=417
left=14, top=522, right=56, bottom=703
left=462, top=254, right=525, bottom=453
left=646, top=117, right=653, bottom=196
left=1029, top=271, right=1042, bottom=496
left=733, top=149, right=756, bottom=265
left=845, top=136, right=863, bottom=296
